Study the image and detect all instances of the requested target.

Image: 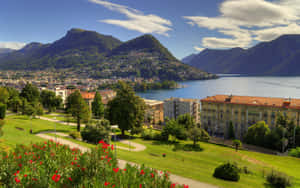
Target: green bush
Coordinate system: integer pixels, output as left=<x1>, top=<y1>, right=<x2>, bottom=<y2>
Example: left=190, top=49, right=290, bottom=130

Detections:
left=266, top=171, right=291, bottom=188
left=288, top=147, right=300, bottom=158
left=173, top=144, right=203, bottom=152
left=69, top=131, right=82, bottom=140
left=0, top=103, right=6, bottom=119
left=81, top=119, right=111, bottom=144
left=141, top=129, right=161, bottom=141
left=213, top=162, right=240, bottom=182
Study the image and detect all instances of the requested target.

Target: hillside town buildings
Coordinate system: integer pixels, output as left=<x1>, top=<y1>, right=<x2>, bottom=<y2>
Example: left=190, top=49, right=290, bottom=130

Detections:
left=144, top=99, right=164, bottom=125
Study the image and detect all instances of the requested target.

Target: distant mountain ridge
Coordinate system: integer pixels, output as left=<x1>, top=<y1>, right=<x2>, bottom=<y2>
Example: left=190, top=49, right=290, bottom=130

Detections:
left=0, top=48, right=15, bottom=55
left=183, top=35, right=300, bottom=75
left=0, top=28, right=216, bottom=81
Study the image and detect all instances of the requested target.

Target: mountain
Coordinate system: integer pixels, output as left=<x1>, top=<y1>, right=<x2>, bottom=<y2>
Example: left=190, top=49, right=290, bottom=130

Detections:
left=0, top=28, right=215, bottom=81
left=0, top=48, right=15, bottom=55
left=182, top=53, right=197, bottom=64
left=183, top=35, right=300, bottom=75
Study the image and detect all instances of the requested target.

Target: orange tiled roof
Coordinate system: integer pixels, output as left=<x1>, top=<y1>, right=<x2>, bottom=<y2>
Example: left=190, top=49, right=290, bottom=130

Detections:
left=201, top=95, right=300, bottom=110
left=81, top=92, right=95, bottom=100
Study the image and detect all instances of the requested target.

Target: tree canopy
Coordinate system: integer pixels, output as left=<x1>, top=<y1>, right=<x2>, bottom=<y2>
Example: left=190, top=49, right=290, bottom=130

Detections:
left=91, top=91, right=104, bottom=119
left=106, top=82, right=146, bottom=135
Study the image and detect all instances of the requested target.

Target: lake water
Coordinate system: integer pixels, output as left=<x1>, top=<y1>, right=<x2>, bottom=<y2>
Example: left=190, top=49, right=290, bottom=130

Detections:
left=137, top=76, right=300, bottom=101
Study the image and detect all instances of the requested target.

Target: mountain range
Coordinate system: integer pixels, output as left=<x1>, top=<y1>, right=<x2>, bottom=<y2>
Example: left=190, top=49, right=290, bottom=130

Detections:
left=182, top=35, right=300, bottom=75
left=0, top=28, right=216, bottom=81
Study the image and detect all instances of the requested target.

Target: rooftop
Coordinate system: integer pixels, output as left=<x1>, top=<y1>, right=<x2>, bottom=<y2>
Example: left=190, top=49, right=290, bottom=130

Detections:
left=201, top=95, right=300, bottom=109
left=144, top=99, right=164, bottom=106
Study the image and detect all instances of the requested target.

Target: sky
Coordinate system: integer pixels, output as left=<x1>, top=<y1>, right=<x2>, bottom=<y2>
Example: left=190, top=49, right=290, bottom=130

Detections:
left=1, top=0, right=300, bottom=59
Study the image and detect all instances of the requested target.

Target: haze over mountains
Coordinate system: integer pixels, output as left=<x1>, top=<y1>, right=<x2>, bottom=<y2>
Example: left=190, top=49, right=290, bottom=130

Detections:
left=183, top=35, right=300, bottom=76
left=0, top=28, right=215, bottom=81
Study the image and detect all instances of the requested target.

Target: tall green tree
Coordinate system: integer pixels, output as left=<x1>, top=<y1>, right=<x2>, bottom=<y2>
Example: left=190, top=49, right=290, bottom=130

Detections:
left=244, top=121, right=270, bottom=147
left=0, top=103, right=6, bottom=119
left=66, top=90, right=90, bottom=131
left=40, top=90, right=62, bottom=113
left=188, top=127, right=210, bottom=147
left=0, top=87, right=9, bottom=104
left=228, top=121, right=235, bottom=139
left=91, top=91, right=104, bottom=119
left=177, top=114, right=195, bottom=130
left=20, top=83, right=40, bottom=103
left=106, top=82, right=146, bottom=136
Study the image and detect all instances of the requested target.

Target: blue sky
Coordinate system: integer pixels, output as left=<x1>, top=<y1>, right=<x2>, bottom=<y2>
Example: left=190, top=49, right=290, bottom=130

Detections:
left=1, top=0, right=300, bottom=59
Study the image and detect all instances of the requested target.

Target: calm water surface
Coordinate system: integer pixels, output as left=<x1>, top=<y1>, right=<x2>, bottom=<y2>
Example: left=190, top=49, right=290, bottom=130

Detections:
left=137, top=76, right=300, bottom=100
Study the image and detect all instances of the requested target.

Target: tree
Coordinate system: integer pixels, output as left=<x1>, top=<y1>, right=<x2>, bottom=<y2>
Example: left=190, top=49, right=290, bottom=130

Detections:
left=177, top=114, right=195, bottom=130
left=0, top=103, right=6, bottom=119
left=0, top=119, right=4, bottom=137
left=244, top=121, right=270, bottom=147
left=228, top=121, right=235, bottom=139
left=106, top=82, right=146, bottom=136
left=161, top=119, right=188, bottom=141
left=91, top=91, right=104, bottom=119
left=8, top=96, right=21, bottom=113
left=40, top=90, right=62, bottom=113
left=232, top=139, right=242, bottom=152
left=66, top=90, right=90, bottom=132
left=81, top=119, right=111, bottom=144
left=0, top=87, right=9, bottom=104
left=188, top=127, right=210, bottom=147
left=20, top=83, right=40, bottom=103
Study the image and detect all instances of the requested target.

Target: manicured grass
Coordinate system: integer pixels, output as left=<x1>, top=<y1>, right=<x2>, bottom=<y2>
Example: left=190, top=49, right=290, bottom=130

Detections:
left=0, top=115, right=76, bottom=149
left=43, top=113, right=77, bottom=123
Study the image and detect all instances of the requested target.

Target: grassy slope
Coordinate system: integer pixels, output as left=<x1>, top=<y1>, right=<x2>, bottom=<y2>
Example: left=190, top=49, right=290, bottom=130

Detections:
left=0, top=115, right=75, bottom=149
left=1, top=116, right=300, bottom=188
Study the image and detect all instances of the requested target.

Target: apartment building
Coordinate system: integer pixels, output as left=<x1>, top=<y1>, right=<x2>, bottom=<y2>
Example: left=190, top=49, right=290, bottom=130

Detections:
left=201, top=95, right=300, bottom=139
left=144, top=99, right=164, bottom=125
left=163, top=98, right=200, bottom=122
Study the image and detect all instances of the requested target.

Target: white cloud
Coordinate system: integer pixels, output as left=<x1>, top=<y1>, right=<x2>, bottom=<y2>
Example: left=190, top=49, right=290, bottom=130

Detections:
left=194, top=46, right=205, bottom=52
left=0, top=42, right=26, bottom=50
left=89, top=0, right=172, bottom=36
left=184, top=0, right=300, bottom=49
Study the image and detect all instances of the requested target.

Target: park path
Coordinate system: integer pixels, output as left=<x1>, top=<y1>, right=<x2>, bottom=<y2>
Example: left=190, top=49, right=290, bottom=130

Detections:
left=39, top=116, right=86, bottom=127
left=36, top=133, right=218, bottom=188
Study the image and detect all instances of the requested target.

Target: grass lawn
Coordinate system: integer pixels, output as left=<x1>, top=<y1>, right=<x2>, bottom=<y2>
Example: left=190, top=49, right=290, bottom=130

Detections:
left=0, top=115, right=76, bottom=149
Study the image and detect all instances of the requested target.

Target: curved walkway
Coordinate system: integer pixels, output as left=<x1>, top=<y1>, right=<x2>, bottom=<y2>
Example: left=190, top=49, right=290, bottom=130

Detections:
left=39, top=116, right=85, bottom=127
left=35, top=133, right=218, bottom=188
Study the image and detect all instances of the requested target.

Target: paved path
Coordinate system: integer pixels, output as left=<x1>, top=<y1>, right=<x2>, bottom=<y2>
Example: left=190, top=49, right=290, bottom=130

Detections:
left=39, top=116, right=86, bottom=127
left=35, top=133, right=218, bottom=188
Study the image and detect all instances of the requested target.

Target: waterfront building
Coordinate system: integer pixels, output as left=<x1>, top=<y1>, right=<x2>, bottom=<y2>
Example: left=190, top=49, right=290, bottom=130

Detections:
left=80, top=90, right=116, bottom=107
left=201, top=95, right=300, bottom=139
left=144, top=99, right=164, bottom=125
left=163, top=98, right=200, bottom=123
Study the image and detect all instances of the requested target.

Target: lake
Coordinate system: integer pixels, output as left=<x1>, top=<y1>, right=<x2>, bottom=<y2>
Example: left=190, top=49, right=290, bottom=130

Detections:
left=137, top=76, right=300, bottom=101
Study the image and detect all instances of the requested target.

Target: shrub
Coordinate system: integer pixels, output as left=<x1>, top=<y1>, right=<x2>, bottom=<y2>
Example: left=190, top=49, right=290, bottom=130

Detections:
left=213, top=162, right=240, bottom=182
left=173, top=144, right=203, bottom=152
left=288, top=147, right=300, bottom=158
left=0, top=103, right=6, bottom=119
left=141, top=129, right=161, bottom=141
left=266, top=171, right=291, bottom=188
left=69, top=131, right=82, bottom=140
left=0, top=140, right=187, bottom=187
left=81, top=119, right=111, bottom=144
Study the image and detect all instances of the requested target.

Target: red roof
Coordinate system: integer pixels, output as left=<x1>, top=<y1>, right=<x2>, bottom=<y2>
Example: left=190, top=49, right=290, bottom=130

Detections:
left=81, top=92, right=95, bottom=100
left=201, top=95, right=300, bottom=110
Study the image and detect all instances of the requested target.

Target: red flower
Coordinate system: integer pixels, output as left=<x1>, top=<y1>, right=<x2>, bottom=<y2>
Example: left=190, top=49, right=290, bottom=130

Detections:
left=104, top=182, right=110, bottom=186
left=14, top=170, right=20, bottom=176
left=113, top=168, right=119, bottom=173
left=140, top=184, right=142, bottom=188
left=18, top=164, right=22, bottom=168
left=68, top=177, right=72, bottom=181
left=29, top=160, right=33, bottom=164
left=170, top=183, right=176, bottom=188
left=111, top=144, right=114, bottom=150
left=81, top=167, right=86, bottom=171
left=151, top=173, right=154, bottom=178
left=183, top=184, right=189, bottom=188
left=52, top=174, right=61, bottom=182
left=140, top=169, right=145, bottom=175
left=123, top=169, right=127, bottom=172
left=24, top=174, right=28, bottom=177
left=99, top=140, right=105, bottom=144
left=15, top=177, right=20, bottom=184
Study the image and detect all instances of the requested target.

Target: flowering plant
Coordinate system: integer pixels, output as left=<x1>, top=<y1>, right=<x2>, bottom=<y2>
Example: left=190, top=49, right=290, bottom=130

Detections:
left=0, top=140, right=188, bottom=187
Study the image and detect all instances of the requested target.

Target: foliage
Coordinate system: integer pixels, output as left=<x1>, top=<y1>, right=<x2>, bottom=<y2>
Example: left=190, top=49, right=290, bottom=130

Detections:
left=40, top=90, right=62, bottom=112
left=173, top=143, right=203, bottom=152
left=81, top=119, right=111, bottom=144
left=232, top=140, right=242, bottom=152
left=106, top=82, right=146, bottom=136
left=188, top=127, right=210, bottom=147
left=266, top=170, right=292, bottom=188
left=288, top=147, right=300, bottom=158
left=66, top=90, right=91, bottom=132
left=0, top=103, right=6, bottom=119
left=20, top=83, right=40, bottom=103
left=177, top=114, right=196, bottom=130
left=0, top=87, right=9, bottom=104
left=0, top=119, right=4, bottom=137
left=228, top=121, right=235, bottom=139
left=213, top=162, right=240, bottom=182
left=8, top=96, right=21, bottom=113
left=141, top=129, right=161, bottom=141
left=0, top=140, right=185, bottom=188
left=69, top=131, right=82, bottom=140
left=91, top=91, right=104, bottom=119
left=161, top=119, right=188, bottom=141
